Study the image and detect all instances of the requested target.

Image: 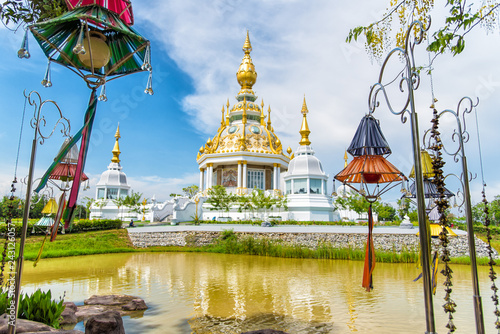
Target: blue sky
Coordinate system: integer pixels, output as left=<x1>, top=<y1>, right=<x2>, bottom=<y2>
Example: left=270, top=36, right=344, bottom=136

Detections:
left=1, top=1, right=500, bottom=209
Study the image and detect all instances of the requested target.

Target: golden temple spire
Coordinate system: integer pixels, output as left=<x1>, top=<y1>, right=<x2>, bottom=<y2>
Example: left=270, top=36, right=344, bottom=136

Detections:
left=243, top=30, right=252, bottom=53
left=260, top=99, right=265, bottom=125
left=111, top=124, right=121, bottom=163
left=344, top=150, right=348, bottom=168
left=267, top=105, right=272, bottom=130
left=299, top=96, right=311, bottom=146
left=236, top=31, right=257, bottom=91
left=220, top=105, right=225, bottom=128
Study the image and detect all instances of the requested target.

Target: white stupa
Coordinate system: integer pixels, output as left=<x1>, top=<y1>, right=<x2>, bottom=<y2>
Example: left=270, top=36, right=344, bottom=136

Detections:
left=283, top=98, right=339, bottom=221
left=90, top=125, right=132, bottom=219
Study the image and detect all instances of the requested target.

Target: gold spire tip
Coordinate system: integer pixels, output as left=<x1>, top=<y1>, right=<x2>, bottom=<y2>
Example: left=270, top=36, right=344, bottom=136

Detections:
left=301, top=95, right=308, bottom=115
left=115, top=123, right=121, bottom=139
left=299, top=98, right=311, bottom=146
left=243, top=30, right=252, bottom=53
left=111, top=124, right=121, bottom=163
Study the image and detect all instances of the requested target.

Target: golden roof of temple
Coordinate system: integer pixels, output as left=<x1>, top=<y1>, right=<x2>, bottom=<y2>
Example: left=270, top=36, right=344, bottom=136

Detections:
left=299, top=96, right=311, bottom=146
left=111, top=124, right=121, bottom=163
left=197, top=32, right=291, bottom=161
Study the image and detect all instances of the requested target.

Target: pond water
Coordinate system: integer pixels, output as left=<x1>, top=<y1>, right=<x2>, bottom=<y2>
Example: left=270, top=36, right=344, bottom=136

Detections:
left=21, top=252, right=499, bottom=333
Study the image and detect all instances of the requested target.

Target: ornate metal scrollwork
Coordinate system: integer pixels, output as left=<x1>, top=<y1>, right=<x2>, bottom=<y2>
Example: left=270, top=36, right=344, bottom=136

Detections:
left=25, top=90, right=70, bottom=145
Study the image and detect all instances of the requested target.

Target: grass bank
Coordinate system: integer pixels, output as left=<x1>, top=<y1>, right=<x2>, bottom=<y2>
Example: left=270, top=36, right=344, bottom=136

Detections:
left=2, top=229, right=497, bottom=266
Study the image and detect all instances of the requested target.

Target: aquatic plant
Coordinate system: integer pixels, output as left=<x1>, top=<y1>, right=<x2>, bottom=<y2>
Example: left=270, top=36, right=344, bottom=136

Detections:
left=18, top=289, right=65, bottom=328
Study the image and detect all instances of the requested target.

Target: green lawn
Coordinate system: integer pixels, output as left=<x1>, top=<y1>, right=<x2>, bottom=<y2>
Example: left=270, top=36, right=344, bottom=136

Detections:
left=21, top=229, right=136, bottom=260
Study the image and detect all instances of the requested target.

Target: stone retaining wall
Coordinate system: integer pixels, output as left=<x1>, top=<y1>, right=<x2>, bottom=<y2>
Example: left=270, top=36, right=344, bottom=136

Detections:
left=128, top=230, right=497, bottom=258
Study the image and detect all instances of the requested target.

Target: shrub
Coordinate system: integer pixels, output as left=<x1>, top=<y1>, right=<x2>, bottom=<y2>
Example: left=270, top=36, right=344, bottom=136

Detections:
left=69, top=219, right=122, bottom=233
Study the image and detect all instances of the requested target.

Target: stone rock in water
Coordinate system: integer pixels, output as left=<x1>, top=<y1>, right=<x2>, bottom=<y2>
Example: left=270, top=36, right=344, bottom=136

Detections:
left=60, top=302, right=78, bottom=325
left=0, top=313, right=53, bottom=333
left=121, top=299, right=148, bottom=311
left=84, top=295, right=137, bottom=306
left=85, top=310, right=125, bottom=334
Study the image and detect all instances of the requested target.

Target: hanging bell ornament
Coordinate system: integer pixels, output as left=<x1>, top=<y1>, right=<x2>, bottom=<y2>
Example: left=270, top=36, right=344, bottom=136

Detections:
left=141, top=44, right=152, bottom=71
left=73, top=24, right=86, bottom=55
left=144, top=70, right=153, bottom=95
left=17, top=28, right=31, bottom=59
left=98, top=82, right=108, bottom=102
left=41, top=61, right=52, bottom=87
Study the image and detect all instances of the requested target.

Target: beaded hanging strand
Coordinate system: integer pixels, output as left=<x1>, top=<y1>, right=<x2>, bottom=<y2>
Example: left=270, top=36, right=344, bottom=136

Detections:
left=430, top=108, right=456, bottom=333
left=475, top=106, right=500, bottom=331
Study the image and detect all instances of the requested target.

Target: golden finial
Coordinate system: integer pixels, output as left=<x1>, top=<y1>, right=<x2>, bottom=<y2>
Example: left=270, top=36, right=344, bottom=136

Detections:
left=260, top=100, right=265, bottom=126
left=221, top=105, right=225, bottom=127
left=243, top=30, right=252, bottom=53
left=207, top=137, right=212, bottom=146
left=236, top=31, right=257, bottom=91
left=344, top=150, right=348, bottom=168
left=287, top=146, right=292, bottom=155
left=227, top=98, right=230, bottom=110
left=111, top=124, right=121, bottom=163
left=299, top=96, right=311, bottom=146
left=261, top=99, right=264, bottom=108
left=267, top=105, right=272, bottom=130
left=199, top=146, right=204, bottom=154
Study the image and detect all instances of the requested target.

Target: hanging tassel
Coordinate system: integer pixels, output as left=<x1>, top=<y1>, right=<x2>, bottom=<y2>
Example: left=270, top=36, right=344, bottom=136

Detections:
left=98, top=82, right=107, bottom=102
left=33, top=234, right=48, bottom=267
left=51, top=192, right=66, bottom=242
left=64, top=90, right=98, bottom=230
left=362, top=203, right=376, bottom=292
left=332, top=180, right=337, bottom=196
left=41, top=60, right=52, bottom=87
left=73, top=23, right=86, bottom=55
left=141, top=44, right=152, bottom=71
left=17, top=28, right=30, bottom=59
left=144, top=70, right=154, bottom=95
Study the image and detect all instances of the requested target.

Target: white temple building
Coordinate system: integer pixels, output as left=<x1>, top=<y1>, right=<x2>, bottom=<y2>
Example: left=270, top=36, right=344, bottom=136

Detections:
left=282, top=98, right=339, bottom=221
left=89, top=125, right=137, bottom=220
left=196, top=32, right=291, bottom=199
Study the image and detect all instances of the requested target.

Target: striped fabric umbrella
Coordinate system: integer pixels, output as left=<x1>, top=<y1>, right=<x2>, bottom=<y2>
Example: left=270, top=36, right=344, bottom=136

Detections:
left=29, top=4, right=150, bottom=83
left=41, top=198, right=58, bottom=215
left=29, top=2, right=151, bottom=230
left=65, top=0, right=134, bottom=26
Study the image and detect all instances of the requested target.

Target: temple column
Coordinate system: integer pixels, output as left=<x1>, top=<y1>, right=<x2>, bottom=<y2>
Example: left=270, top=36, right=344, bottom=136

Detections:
left=207, top=163, right=213, bottom=189
left=276, top=164, right=281, bottom=193
left=237, top=161, right=242, bottom=194
left=273, top=163, right=278, bottom=191
left=199, top=168, right=205, bottom=192
left=242, top=161, right=248, bottom=193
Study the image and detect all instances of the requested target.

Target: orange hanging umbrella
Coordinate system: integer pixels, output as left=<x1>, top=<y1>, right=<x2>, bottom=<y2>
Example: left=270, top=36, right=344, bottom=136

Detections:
left=335, top=114, right=406, bottom=292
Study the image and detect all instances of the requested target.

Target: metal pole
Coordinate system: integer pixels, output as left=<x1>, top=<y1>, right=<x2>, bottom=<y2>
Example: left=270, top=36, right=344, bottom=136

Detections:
left=410, top=111, right=437, bottom=334
left=461, top=154, right=485, bottom=334
left=8, top=136, right=38, bottom=334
